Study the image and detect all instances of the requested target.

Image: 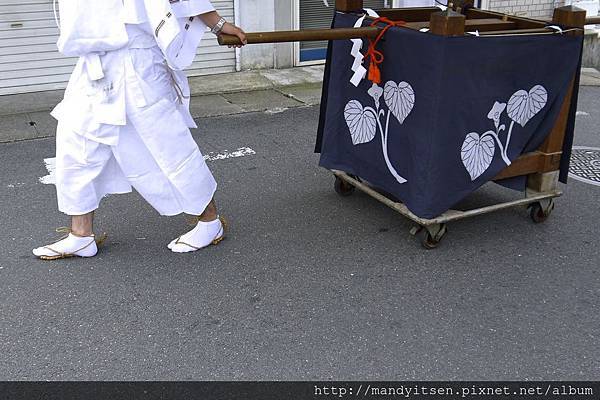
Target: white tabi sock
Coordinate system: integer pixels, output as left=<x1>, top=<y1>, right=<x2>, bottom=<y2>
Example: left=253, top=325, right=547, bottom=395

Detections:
left=33, top=233, right=98, bottom=259
left=168, top=218, right=225, bottom=253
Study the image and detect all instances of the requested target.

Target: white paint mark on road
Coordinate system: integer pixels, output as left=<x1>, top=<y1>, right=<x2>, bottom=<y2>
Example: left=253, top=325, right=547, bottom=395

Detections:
left=6, top=183, right=26, bottom=188
left=38, top=147, right=256, bottom=185
left=265, top=107, right=289, bottom=114
left=576, top=111, right=590, bottom=117
left=39, top=158, right=56, bottom=185
left=204, top=147, right=256, bottom=162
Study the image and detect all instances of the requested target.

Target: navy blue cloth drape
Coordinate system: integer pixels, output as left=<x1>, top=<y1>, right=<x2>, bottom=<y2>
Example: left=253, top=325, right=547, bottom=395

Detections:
left=316, top=13, right=583, bottom=219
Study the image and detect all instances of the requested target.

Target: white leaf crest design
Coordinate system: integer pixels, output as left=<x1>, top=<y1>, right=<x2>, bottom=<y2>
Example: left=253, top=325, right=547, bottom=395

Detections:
left=344, top=100, right=377, bottom=145
left=384, top=81, right=415, bottom=124
left=487, top=101, right=506, bottom=130
left=368, top=83, right=383, bottom=109
left=507, top=85, right=548, bottom=127
left=461, top=132, right=496, bottom=181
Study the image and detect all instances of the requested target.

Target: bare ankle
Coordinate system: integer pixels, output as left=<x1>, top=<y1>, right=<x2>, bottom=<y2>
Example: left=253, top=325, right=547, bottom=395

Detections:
left=70, top=229, right=93, bottom=237
left=198, top=200, right=218, bottom=222
left=198, top=212, right=218, bottom=222
left=71, top=212, right=95, bottom=237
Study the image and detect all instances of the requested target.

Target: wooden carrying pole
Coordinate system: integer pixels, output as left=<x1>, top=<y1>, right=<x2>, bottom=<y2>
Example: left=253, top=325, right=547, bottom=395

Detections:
left=217, top=27, right=379, bottom=46
left=585, top=16, right=600, bottom=24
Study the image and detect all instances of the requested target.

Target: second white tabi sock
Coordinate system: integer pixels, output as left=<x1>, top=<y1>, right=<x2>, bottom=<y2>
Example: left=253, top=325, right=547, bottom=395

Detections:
left=33, top=233, right=98, bottom=259
left=168, top=218, right=225, bottom=253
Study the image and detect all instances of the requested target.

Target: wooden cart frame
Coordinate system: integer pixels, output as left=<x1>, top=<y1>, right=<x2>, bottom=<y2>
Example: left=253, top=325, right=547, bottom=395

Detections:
left=219, top=1, right=594, bottom=248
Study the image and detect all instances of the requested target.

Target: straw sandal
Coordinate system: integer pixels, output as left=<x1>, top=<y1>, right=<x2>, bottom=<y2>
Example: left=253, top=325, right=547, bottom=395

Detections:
left=170, top=216, right=227, bottom=252
left=34, top=228, right=107, bottom=261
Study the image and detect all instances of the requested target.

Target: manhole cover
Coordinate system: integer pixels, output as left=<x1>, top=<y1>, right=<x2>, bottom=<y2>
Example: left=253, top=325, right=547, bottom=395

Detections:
left=570, top=146, right=600, bottom=187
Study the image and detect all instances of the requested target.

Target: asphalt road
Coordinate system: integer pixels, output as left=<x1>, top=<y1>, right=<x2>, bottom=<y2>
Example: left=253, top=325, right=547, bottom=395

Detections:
left=0, top=87, right=598, bottom=380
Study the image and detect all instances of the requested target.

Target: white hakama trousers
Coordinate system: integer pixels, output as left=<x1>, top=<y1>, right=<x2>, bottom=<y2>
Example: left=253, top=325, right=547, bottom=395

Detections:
left=55, top=101, right=217, bottom=216
left=53, top=47, right=217, bottom=216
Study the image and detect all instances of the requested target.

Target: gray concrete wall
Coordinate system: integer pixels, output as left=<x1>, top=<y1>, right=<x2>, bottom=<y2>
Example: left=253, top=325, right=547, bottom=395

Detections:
left=583, top=29, right=600, bottom=69
left=237, top=0, right=296, bottom=69
left=487, top=0, right=600, bottom=18
left=238, top=0, right=276, bottom=69
left=488, top=0, right=563, bottom=18
left=274, top=1, right=296, bottom=69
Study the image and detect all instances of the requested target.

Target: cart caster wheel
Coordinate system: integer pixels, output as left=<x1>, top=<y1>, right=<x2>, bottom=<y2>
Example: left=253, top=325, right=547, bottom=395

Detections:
left=421, top=224, right=447, bottom=250
left=409, top=225, right=423, bottom=236
left=528, top=199, right=554, bottom=223
left=334, top=176, right=355, bottom=197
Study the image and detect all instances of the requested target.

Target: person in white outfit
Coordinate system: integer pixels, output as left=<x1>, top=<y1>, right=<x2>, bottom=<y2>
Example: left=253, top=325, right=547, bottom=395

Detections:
left=33, top=0, right=247, bottom=260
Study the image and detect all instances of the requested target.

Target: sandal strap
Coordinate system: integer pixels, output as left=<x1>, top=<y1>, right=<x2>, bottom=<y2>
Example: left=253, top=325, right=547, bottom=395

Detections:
left=95, top=233, right=108, bottom=247
left=75, top=238, right=97, bottom=253
left=41, top=237, right=96, bottom=258
left=174, top=225, right=225, bottom=251
left=174, top=237, right=201, bottom=251
left=219, top=216, right=228, bottom=231
left=41, top=246, right=66, bottom=257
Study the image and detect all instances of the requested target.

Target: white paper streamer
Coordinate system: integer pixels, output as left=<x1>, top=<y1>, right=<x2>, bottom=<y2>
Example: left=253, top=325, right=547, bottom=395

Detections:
left=547, top=25, right=564, bottom=34
left=349, top=8, right=380, bottom=87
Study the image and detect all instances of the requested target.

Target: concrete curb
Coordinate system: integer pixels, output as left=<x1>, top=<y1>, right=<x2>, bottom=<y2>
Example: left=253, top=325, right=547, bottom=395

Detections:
left=187, top=65, right=325, bottom=95
left=581, top=67, right=600, bottom=86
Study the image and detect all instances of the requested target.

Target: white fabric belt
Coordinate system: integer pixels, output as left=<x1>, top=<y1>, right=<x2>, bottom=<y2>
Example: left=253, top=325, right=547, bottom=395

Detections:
left=82, top=33, right=156, bottom=83
left=83, top=53, right=105, bottom=81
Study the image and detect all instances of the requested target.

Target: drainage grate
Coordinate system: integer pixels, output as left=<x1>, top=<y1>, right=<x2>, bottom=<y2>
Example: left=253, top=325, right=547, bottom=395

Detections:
left=569, top=146, right=600, bottom=187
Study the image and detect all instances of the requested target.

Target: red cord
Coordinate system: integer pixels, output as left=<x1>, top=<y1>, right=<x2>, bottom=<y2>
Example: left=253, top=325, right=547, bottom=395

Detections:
left=364, top=17, right=406, bottom=84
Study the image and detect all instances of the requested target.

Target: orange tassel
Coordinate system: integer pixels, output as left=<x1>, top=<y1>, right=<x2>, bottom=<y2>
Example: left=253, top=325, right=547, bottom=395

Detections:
left=364, top=17, right=405, bottom=84
left=368, top=62, right=381, bottom=85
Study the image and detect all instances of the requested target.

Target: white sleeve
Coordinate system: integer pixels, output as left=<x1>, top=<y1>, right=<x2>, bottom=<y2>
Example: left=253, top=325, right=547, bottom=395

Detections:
left=170, top=0, right=216, bottom=18
left=144, top=0, right=214, bottom=70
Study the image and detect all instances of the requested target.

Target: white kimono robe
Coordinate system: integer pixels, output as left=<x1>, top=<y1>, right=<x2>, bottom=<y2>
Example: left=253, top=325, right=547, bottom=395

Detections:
left=51, top=0, right=218, bottom=216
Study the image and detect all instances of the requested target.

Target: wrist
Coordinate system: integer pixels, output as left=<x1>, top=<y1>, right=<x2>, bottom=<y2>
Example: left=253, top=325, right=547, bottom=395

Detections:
left=211, top=17, right=227, bottom=35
